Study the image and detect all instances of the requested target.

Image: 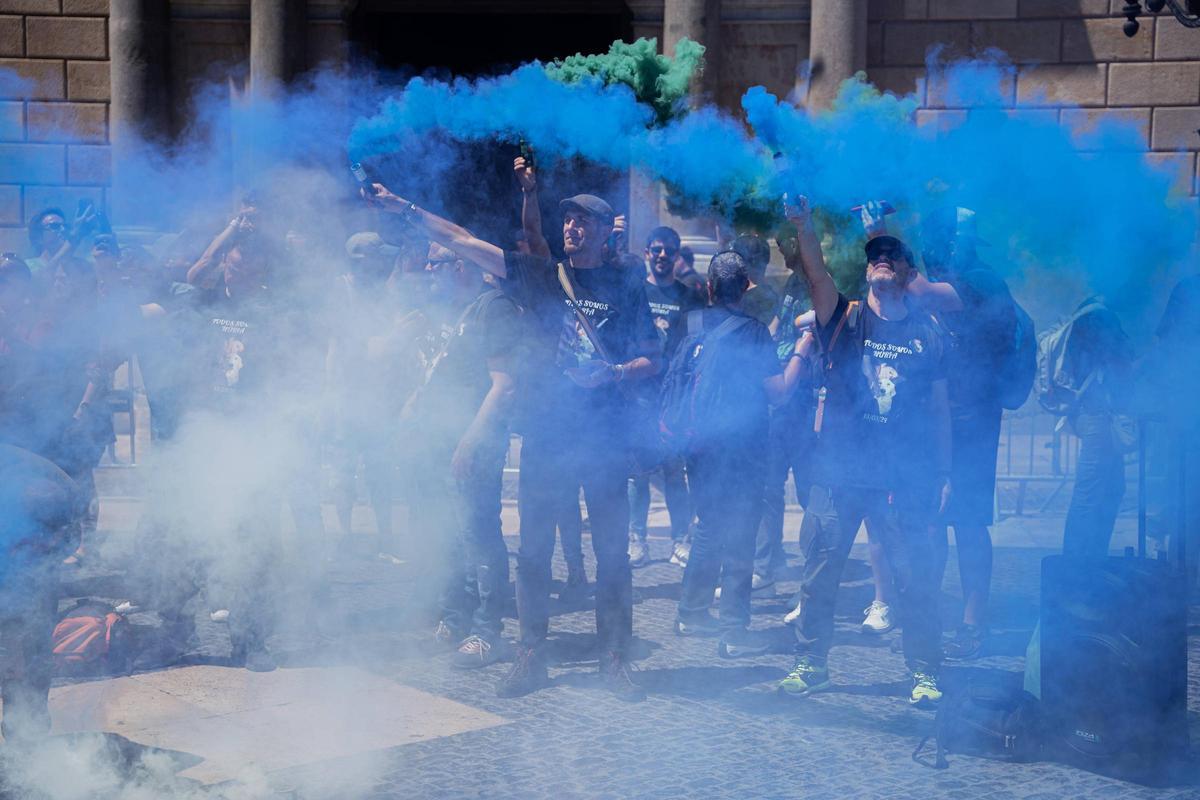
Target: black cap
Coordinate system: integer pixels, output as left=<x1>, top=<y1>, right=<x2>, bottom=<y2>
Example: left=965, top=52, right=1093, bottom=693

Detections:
left=559, top=194, right=615, bottom=226
left=865, top=234, right=913, bottom=262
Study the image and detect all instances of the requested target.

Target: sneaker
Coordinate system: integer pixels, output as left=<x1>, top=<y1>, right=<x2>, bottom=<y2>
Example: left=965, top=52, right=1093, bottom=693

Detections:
left=861, top=601, right=894, bottom=635
left=451, top=634, right=514, bottom=670
left=717, top=628, right=770, bottom=659
left=210, top=609, right=230, bottom=624
left=600, top=651, right=646, bottom=702
left=673, top=612, right=720, bottom=637
left=377, top=552, right=405, bottom=566
left=943, top=624, right=986, bottom=661
left=627, top=536, right=649, bottom=568
left=669, top=541, right=690, bottom=567
left=558, top=572, right=593, bottom=608
left=778, top=655, right=831, bottom=697
left=910, top=671, right=942, bottom=707
left=715, top=574, right=775, bottom=601
left=783, top=597, right=803, bottom=626
left=495, top=647, right=548, bottom=698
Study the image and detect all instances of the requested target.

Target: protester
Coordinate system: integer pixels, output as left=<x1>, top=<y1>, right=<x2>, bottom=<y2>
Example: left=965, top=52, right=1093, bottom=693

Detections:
left=669, top=251, right=809, bottom=657
left=1057, top=298, right=1134, bottom=558
left=729, top=234, right=779, bottom=330
left=674, top=245, right=705, bottom=295
left=404, top=242, right=522, bottom=668
left=0, top=445, right=77, bottom=744
left=907, top=206, right=1019, bottom=659
left=779, top=196, right=950, bottom=707
left=627, top=225, right=698, bottom=569
left=367, top=181, right=659, bottom=702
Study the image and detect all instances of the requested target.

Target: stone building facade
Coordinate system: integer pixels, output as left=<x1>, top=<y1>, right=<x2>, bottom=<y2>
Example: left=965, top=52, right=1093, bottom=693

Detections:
left=0, top=0, right=1198, bottom=251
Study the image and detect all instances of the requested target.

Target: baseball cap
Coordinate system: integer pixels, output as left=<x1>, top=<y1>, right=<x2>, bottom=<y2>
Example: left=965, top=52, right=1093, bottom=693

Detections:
left=865, top=234, right=914, bottom=263
left=559, top=194, right=615, bottom=226
left=345, top=231, right=400, bottom=259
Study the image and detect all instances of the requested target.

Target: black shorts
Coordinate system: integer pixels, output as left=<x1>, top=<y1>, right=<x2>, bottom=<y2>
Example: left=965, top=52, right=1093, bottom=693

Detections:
left=944, top=406, right=1002, bottom=527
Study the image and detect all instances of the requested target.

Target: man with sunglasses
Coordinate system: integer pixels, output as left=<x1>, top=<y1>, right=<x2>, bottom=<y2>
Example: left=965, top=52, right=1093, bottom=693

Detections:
left=778, top=197, right=951, bottom=708
left=367, top=182, right=658, bottom=702
left=628, top=226, right=700, bottom=569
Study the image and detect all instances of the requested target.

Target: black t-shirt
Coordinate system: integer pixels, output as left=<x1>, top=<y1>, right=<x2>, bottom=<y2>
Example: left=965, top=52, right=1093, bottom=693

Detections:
left=697, top=306, right=781, bottom=449
left=500, top=252, right=657, bottom=430
left=813, top=294, right=946, bottom=490
left=741, top=283, right=781, bottom=327
left=645, top=279, right=703, bottom=363
left=939, top=266, right=1016, bottom=413
left=414, top=288, right=523, bottom=445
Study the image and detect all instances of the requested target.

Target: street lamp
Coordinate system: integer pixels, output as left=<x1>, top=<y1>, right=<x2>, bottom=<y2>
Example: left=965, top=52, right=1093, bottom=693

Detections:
left=1122, top=0, right=1200, bottom=37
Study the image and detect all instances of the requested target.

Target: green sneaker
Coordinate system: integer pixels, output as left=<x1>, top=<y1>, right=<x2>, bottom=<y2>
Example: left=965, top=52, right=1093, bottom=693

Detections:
left=910, top=671, right=942, bottom=707
left=778, top=655, right=831, bottom=696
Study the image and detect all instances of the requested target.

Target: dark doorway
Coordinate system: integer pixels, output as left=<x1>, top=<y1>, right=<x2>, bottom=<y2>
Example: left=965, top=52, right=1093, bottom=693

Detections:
left=350, top=5, right=633, bottom=79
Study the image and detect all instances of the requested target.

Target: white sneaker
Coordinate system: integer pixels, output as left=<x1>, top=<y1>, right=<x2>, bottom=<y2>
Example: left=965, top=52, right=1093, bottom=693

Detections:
left=861, top=601, right=893, bottom=635
left=628, top=537, right=649, bottom=568
left=783, top=598, right=802, bottom=625
left=669, top=541, right=690, bottom=567
left=210, top=609, right=230, bottom=623
left=715, top=574, right=775, bottom=601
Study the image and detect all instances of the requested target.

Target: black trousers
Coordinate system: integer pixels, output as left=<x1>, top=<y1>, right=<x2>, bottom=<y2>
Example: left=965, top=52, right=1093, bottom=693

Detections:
left=516, top=430, right=632, bottom=654
left=678, top=445, right=765, bottom=630
left=754, top=399, right=815, bottom=578
left=794, top=484, right=942, bottom=673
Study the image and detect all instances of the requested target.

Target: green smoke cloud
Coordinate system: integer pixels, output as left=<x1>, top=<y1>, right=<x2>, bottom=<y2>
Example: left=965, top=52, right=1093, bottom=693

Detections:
left=544, top=37, right=705, bottom=125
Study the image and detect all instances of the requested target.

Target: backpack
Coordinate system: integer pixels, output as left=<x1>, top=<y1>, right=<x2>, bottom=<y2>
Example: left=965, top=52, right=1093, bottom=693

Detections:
left=1035, top=301, right=1104, bottom=416
left=658, top=310, right=753, bottom=455
left=813, top=300, right=862, bottom=435
left=997, top=300, right=1036, bottom=410
left=52, top=601, right=130, bottom=675
left=913, top=679, right=1044, bottom=769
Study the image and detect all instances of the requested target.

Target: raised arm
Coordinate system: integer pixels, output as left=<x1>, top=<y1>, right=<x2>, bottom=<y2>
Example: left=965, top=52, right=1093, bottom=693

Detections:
left=367, top=183, right=506, bottom=279
left=187, top=215, right=246, bottom=286
left=514, top=157, right=551, bottom=258
left=782, top=196, right=838, bottom=326
left=908, top=272, right=964, bottom=313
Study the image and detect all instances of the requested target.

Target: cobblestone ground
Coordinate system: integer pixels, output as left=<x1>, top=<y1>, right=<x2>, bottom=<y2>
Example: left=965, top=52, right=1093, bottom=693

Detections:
left=27, top=506, right=1200, bottom=800
left=261, top=528, right=1200, bottom=800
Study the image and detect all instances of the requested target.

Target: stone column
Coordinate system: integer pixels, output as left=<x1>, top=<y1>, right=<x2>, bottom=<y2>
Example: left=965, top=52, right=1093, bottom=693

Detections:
left=662, top=0, right=721, bottom=103
left=250, top=0, right=307, bottom=100
left=807, top=0, right=867, bottom=110
left=108, top=0, right=170, bottom=222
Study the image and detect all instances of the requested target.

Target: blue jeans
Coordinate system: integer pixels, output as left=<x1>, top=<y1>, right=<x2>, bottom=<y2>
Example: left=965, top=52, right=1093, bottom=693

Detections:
left=1062, top=412, right=1126, bottom=558
left=628, top=456, right=691, bottom=542
left=754, top=399, right=814, bottom=578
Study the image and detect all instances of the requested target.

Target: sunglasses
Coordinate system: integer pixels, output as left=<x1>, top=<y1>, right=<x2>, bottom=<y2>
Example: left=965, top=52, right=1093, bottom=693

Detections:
left=867, top=244, right=906, bottom=263
left=648, top=245, right=678, bottom=257
left=42, top=221, right=66, bottom=231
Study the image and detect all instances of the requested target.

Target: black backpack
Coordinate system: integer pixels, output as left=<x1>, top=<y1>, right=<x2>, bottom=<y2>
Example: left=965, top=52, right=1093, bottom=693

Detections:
left=658, top=310, right=753, bottom=455
left=913, top=678, right=1044, bottom=769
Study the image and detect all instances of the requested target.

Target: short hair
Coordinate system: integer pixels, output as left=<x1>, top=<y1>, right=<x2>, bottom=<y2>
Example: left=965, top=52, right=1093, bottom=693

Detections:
left=645, top=226, right=681, bottom=252
left=707, top=251, right=750, bottom=306
left=729, top=234, right=770, bottom=271
left=27, top=207, right=66, bottom=251
left=678, top=245, right=695, bottom=269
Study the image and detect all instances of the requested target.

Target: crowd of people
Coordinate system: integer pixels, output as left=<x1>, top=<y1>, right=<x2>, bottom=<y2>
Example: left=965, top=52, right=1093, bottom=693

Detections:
left=0, top=151, right=1196, bottom=743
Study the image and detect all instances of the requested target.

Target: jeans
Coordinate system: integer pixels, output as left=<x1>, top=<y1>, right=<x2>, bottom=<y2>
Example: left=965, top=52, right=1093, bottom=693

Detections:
left=794, top=484, right=942, bottom=673
left=677, top=445, right=765, bottom=631
left=516, top=429, right=632, bottom=654
left=754, top=399, right=815, bottom=579
left=1062, top=412, right=1126, bottom=558
left=440, top=439, right=511, bottom=638
left=628, top=455, right=691, bottom=542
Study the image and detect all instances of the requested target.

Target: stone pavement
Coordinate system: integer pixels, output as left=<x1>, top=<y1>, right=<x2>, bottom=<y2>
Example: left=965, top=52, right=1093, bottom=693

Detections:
left=13, top=498, right=1200, bottom=799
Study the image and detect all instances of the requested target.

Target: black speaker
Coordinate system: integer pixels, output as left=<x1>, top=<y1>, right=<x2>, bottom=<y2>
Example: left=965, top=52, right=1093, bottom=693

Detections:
left=1040, top=554, right=1189, bottom=784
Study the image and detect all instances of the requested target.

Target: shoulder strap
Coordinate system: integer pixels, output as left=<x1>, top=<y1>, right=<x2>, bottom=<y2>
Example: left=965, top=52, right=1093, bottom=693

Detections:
left=822, top=300, right=860, bottom=368
left=686, top=308, right=703, bottom=337
left=707, top=313, right=753, bottom=344
left=557, top=262, right=614, bottom=363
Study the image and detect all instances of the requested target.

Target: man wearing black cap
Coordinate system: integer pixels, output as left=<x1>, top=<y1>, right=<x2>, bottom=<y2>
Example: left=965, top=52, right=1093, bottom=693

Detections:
left=367, top=182, right=659, bottom=701
left=778, top=197, right=950, bottom=707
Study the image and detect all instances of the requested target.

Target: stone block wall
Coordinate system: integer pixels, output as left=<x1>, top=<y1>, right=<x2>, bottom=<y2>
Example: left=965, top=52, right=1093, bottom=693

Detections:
left=0, top=0, right=110, bottom=252
left=867, top=0, right=1200, bottom=196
